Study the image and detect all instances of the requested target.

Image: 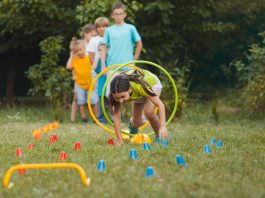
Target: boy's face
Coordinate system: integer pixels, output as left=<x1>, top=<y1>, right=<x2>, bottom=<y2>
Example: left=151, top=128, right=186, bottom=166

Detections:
left=112, top=8, right=126, bottom=25
left=84, top=30, right=97, bottom=43
left=97, top=25, right=108, bottom=37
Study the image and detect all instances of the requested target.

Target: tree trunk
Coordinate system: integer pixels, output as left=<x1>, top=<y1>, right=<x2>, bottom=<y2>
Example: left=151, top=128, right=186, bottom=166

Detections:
left=5, top=58, right=16, bottom=105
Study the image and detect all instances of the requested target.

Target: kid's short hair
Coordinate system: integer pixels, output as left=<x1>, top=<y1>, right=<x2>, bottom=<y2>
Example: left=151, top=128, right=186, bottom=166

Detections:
left=95, top=17, right=109, bottom=27
left=69, top=37, right=86, bottom=50
left=112, top=2, right=126, bottom=13
left=82, top=24, right=96, bottom=34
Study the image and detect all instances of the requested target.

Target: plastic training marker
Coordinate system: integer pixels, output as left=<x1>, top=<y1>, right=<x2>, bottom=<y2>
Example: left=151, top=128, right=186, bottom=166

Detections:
left=130, top=134, right=152, bottom=144
left=17, top=169, right=26, bottom=175
left=32, top=122, right=59, bottom=139
left=16, top=148, right=22, bottom=158
left=162, top=139, right=168, bottom=147
left=75, top=142, right=81, bottom=151
left=49, top=136, right=56, bottom=144
left=204, top=145, right=211, bottom=154
left=34, top=132, right=42, bottom=140
left=108, top=138, right=115, bottom=145
left=143, top=142, right=151, bottom=151
left=145, top=166, right=155, bottom=178
left=129, top=149, right=138, bottom=160
left=52, top=134, right=58, bottom=141
left=155, top=136, right=161, bottom=143
left=97, top=160, right=106, bottom=172
left=60, top=151, right=67, bottom=161
left=3, top=163, right=91, bottom=189
left=176, top=155, right=187, bottom=166
left=210, top=137, right=216, bottom=145
left=28, top=144, right=33, bottom=150
left=216, top=140, right=223, bottom=148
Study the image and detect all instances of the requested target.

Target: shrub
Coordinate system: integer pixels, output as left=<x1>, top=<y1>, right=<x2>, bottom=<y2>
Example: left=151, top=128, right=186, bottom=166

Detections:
left=159, top=60, right=191, bottom=118
left=26, top=36, right=72, bottom=121
left=232, top=31, right=265, bottom=115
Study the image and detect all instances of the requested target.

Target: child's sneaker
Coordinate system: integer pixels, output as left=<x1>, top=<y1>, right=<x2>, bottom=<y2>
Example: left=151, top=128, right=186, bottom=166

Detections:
left=82, top=118, right=88, bottom=123
left=128, top=122, right=139, bottom=135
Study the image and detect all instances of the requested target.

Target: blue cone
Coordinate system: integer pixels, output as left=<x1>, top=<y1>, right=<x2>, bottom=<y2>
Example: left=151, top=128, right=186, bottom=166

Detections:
left=216, top=140, right=223, bottom=148
left=129, top=149, right=138, bottom=160
left=176, top=155, right=187, bottom=166
left=143, top=142, right=151, bottom=151
left=204, top=144, right=211, bottom=154
left=97, top=160, right=106, bottom=172
left=155, top=136, right=161, bottom=144
left=210, top=137, right=216, bottom=145
left=145, top=166, right=155, bottom=177
left=162, top=139, right=168, bottom=147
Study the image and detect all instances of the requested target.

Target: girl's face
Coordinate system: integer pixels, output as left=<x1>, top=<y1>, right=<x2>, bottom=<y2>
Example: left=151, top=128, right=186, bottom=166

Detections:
left=73, top=44, right=86, bottom=58
left=112, top=89, right=131, bottom=103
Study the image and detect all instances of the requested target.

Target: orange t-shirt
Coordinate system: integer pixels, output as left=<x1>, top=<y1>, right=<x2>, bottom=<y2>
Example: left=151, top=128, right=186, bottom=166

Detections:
left=72, top=55, right=92, bottom=90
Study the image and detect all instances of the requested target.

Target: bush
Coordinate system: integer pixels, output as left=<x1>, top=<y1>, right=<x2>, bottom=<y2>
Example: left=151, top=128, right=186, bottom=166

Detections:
left=159, top=60, right=191, bottom=118
left=232, top=31, right=265, bottom=115
left=26, top=36, right=72, bottom=121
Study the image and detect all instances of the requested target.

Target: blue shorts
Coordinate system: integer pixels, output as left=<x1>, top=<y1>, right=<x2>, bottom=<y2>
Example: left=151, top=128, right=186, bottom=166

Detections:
left=90, top=89, right=98, bottom=105
left=75, top=84, right=99, bottom=105
left=75, top=84, right=88, bottom=105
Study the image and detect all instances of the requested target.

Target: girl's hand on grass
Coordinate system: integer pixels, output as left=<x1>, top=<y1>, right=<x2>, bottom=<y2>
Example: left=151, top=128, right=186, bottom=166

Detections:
left=116, top=139, right=124, bottom=146
left=159, top=126, right=168, bottom=140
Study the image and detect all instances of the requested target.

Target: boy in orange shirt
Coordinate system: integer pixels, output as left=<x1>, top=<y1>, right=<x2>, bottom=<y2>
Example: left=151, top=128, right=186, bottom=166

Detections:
left=66, top=38, right=92, bottom=123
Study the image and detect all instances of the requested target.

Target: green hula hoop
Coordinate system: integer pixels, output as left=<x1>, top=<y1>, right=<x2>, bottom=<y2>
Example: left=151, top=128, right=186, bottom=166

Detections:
left=101, top=60, right=178, bottom=133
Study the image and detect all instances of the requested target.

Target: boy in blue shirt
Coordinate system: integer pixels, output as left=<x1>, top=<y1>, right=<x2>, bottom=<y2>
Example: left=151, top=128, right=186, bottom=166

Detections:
left=101, top=2, right=143, bottom=71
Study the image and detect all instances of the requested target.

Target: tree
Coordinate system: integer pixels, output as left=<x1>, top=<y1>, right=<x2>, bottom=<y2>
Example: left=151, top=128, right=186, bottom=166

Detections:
left=0, top=0, right=79, bottom=104
left=132, top=0, right=265, bottom=88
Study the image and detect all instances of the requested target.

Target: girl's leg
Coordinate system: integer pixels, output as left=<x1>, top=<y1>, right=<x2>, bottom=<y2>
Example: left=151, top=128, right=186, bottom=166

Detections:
left=131, top=103, right=145, bottom=128
left=71, top=94, right=78, bottom=122
left=144, top=99, right=160, bottom=136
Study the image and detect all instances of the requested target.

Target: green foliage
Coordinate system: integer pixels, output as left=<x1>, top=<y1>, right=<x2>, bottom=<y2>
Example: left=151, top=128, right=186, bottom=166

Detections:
left=134, top=0, right=265, bottom=87
left=159, top=59, right=191, bottom=118
left=26, top=36, right=72, bottom=120
left=233, top=31, right=265, bottom=115
left=75, top=0, right=140, bottom=27
left=0, top=0, right=79, bottom=53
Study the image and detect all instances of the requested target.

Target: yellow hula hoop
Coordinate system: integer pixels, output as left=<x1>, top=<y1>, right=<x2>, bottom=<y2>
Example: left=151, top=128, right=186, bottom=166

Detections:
left=87, top=64, right=150, bottom=136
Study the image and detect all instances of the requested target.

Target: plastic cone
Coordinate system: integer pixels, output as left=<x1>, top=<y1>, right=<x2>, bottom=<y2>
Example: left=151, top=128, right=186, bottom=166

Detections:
left=60, top=151, right=67, bottom=161
left=204, top=145, right=211, bottom=154
left=28, top=144, right=33, bottom=150
left=97, top=160, right=106, bottom=172
left=108, top=138, right=115, bottom=145
left=129, top=149, right=138, bottom=160
left=16, top=148, right=22, bottom=158
left=210, top=137, right=216, bottom=145
left=143, top=142, right=151, bottom=151
left=75, top=142, right=81, bottom=151
left=145, top=166, right=155, bottom=177
left=216, top=140, right=223, bottom=148
left=176, top=155, right=188, bottom=166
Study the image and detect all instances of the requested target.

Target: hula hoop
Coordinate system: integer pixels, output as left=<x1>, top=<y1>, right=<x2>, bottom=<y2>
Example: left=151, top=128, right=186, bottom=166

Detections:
left=101, top=60, right=178, bottom=131
left=87, top=64, right=150, bottom=136
left=100, top=64, right=157, bottom=127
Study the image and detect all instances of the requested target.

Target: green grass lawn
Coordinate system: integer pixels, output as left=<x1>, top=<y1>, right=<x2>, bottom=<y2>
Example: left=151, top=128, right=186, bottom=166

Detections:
left=0, top=102, right=264, bottom=198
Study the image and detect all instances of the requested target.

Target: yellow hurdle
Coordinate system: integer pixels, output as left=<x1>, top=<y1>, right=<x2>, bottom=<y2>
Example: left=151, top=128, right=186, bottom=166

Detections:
left=3, top=163, right=91, bottom=189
